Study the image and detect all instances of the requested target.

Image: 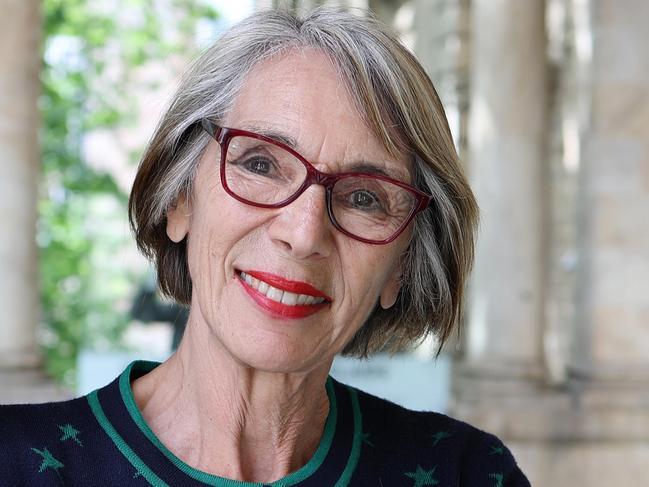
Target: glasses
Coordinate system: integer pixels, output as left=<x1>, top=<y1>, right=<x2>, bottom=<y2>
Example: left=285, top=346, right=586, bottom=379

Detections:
left=200, top=120, right=431, bottom=245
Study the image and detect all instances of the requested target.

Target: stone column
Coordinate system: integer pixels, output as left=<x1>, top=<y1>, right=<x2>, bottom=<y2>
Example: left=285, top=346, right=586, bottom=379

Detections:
left=453, top=0, right=649, bottom=485
left=542, top=0, right=649, bottom=483
left=413, top=0, right=471, bottom=154
left=451, top=0, right=551, bottom=477
left=0, top=0, right=41, bottom=370
left=0, top=0, right=65, bottom=403
left=572, top=0, right=649, bottom=389
left=453, top=0, right=548, bottom=391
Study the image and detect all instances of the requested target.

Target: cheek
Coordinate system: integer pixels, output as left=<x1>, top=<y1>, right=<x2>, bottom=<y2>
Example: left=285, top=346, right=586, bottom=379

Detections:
left=338, top=243, right=397, bottom=311
left=186, top=190, right=275, bottom=295
left=185, top=228, right=217, bottom=312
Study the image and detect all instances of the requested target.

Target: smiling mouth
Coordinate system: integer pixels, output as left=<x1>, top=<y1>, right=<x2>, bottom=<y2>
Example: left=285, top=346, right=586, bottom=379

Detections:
left=239, top=271, right=327, bottom=306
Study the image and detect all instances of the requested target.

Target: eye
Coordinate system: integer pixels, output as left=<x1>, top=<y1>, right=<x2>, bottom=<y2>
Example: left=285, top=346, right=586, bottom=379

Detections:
left=352, top=190, right=376, bottom=206
left=230, top=154, right=278, bottom=176
left=348, top=190, right=384, bottom=211
left=242, top=157, right=272, bottom=174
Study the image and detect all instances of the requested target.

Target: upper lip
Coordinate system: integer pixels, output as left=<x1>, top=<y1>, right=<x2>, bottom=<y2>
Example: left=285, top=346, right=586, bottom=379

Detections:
left=238, top=270, right=333, bottom=302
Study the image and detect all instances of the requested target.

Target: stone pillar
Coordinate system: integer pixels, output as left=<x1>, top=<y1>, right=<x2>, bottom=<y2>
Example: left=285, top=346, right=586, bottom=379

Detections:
left=0, top=0, right=65, bottom=403
left=413, top=0, right=471, bottom=154
left=454, top=0, right=548, bottom=384
left=0, top=0, right=41, bottom=370
left=453, top=0, right=649, bottom=485
left=543, top=0, right=649, bottom=483
left=572, top=0, right=649, bottom=389
left=451, top=0, right=550, bottom=476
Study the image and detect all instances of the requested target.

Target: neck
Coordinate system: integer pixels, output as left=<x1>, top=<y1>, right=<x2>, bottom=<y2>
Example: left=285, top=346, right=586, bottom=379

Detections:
left=131, top=313, right=331, bottom=483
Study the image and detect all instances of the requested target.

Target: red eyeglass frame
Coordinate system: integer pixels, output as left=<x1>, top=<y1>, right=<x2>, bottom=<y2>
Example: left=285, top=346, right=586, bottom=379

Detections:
left=200, top=119, right=432, bottom=245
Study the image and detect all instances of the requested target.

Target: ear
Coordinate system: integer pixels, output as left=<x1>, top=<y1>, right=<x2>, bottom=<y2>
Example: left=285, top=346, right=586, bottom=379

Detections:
left=379, top=260, right=403, bottom=310
left=166, top=194, right=191, bottom=243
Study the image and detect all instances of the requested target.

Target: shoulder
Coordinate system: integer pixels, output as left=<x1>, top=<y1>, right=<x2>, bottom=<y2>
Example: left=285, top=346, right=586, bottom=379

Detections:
left=344, top=383, right=530, bottom=486
left=0, top=395, right=90, bottom=435
left=0, top=396, right=91, bottom=447
left=350, top=383, right=487, bottom=446
left=0, top=397, right=91, bottom=481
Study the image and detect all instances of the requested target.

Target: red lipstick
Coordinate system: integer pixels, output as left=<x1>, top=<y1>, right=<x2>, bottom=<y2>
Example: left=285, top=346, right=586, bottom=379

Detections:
left=243, top=271, right=332, bottom=301
left=236, top=270, right=331, bottom=319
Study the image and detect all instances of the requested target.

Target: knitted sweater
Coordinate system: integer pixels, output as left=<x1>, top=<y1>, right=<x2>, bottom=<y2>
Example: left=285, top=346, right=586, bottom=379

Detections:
left=0, top=361, right=530, bottom=486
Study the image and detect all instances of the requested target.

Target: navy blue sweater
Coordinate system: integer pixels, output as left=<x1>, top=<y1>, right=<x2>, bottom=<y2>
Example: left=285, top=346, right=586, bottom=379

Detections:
left=0, top=361, right=530, bottom=486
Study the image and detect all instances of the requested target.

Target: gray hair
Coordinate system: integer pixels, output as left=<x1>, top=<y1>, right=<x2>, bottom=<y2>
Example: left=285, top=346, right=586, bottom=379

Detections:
left=129, top=7, right=478, bottom=356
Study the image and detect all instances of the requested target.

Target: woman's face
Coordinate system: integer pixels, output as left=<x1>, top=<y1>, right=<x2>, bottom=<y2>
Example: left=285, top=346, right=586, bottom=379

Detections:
left=168, top=49, right=411, bottom=374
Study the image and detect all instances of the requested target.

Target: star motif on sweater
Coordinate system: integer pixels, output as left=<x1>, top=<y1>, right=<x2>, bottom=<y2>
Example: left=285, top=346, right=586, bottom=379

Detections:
left=31, top=447, right=64, bottom=476
left=362, top=432, right=375, bottom=447
left=58, top=423, right=83, bottom=446
left=490, top=472, right=504, bottom=487
left=431, top=430, right=451, bottom=446
left=404, top=465, right=439, bottom=487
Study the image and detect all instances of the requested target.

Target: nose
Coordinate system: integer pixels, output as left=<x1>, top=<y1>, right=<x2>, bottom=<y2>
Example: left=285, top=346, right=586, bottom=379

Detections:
left=267, top=184, right=333, bottom=260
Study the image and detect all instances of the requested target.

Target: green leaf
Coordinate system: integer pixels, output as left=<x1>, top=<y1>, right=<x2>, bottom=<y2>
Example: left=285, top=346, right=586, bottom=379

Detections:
left=40, top=0, right=219, bottom=385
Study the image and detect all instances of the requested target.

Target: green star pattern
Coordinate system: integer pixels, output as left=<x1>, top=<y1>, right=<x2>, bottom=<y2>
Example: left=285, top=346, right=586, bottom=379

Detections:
left=489, top=445, right=504, bottom=455
left=489, top=472, right=504, bottom=487
left=58, top=423, right=83, bottom=446
left=361, top=432, right=374, bottom=447
left=31, top=447, right=64, bottom=476
left=431, top=430, right=451, bottom=446
left=404, top=465, right=439, bottom=487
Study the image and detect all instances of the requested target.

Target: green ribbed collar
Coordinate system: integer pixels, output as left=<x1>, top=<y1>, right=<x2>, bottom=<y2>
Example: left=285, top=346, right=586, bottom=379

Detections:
left=89, top=360, right=361, bottom=486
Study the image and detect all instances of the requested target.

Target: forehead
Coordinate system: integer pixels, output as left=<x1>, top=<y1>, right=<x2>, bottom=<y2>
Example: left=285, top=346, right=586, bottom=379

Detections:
left=222, top=49, right=411, bottom=180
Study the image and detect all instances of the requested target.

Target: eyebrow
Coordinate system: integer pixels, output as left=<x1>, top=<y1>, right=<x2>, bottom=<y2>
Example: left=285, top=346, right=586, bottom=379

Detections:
left=239, top=123, right=410, bottom=182
left=240, top=124, right=299, bottom=150
left=344, top=162, right=410, bottom=182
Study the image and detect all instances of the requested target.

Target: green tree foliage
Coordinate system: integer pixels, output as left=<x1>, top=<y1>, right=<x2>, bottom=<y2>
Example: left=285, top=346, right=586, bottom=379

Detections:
left=40, top=0, right=217, bottom=386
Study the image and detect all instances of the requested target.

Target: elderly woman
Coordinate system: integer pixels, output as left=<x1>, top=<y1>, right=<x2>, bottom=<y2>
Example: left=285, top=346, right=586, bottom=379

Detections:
left=1, top=8, right=529, bottom=486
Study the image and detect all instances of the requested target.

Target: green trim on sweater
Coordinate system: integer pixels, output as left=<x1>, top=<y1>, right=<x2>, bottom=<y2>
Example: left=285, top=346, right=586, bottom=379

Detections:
left=92, top=360, right=347, bottom=486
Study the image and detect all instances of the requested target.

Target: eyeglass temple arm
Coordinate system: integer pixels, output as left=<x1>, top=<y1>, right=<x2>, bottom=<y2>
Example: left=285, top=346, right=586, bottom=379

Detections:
left=418, top=194, right=433, bottom=212
left=200, top=119, right=221, bottom=139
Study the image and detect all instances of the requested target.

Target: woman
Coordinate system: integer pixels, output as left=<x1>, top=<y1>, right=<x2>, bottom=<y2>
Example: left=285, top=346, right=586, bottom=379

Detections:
left=1, top=8, right=530, bottom=486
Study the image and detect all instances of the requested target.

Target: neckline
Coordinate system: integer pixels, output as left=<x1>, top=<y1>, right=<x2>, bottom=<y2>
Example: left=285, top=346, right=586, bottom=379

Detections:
left=89, top=360, right=362, bottom=487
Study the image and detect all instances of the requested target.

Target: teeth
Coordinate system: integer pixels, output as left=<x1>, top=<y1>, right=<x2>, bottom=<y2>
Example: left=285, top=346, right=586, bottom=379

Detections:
left=266, top=287, right=283, bottom=302
left=239, top=271, right=327, bottom=306
left=281, top=292, right=298, bottom=305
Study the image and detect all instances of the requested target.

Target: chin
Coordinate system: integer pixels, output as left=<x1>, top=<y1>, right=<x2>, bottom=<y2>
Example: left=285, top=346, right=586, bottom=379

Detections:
left=229, top=336, right=330, bottom=375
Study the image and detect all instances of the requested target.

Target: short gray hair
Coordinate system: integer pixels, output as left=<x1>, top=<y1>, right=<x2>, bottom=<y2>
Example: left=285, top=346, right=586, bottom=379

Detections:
left=129, top=7, right=478, bottom=356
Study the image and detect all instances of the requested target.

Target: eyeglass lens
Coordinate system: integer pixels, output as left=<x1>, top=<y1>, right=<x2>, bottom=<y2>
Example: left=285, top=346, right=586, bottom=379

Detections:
left=224, top=135, right=418, bottom=242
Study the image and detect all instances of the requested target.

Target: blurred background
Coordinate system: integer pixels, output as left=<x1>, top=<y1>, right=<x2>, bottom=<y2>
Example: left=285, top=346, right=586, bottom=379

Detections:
left=1, top=0, right=647, bottom=485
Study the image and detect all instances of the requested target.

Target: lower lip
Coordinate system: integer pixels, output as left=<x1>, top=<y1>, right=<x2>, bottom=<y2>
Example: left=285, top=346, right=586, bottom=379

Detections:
left=236, top=274, right=329, bottom=319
